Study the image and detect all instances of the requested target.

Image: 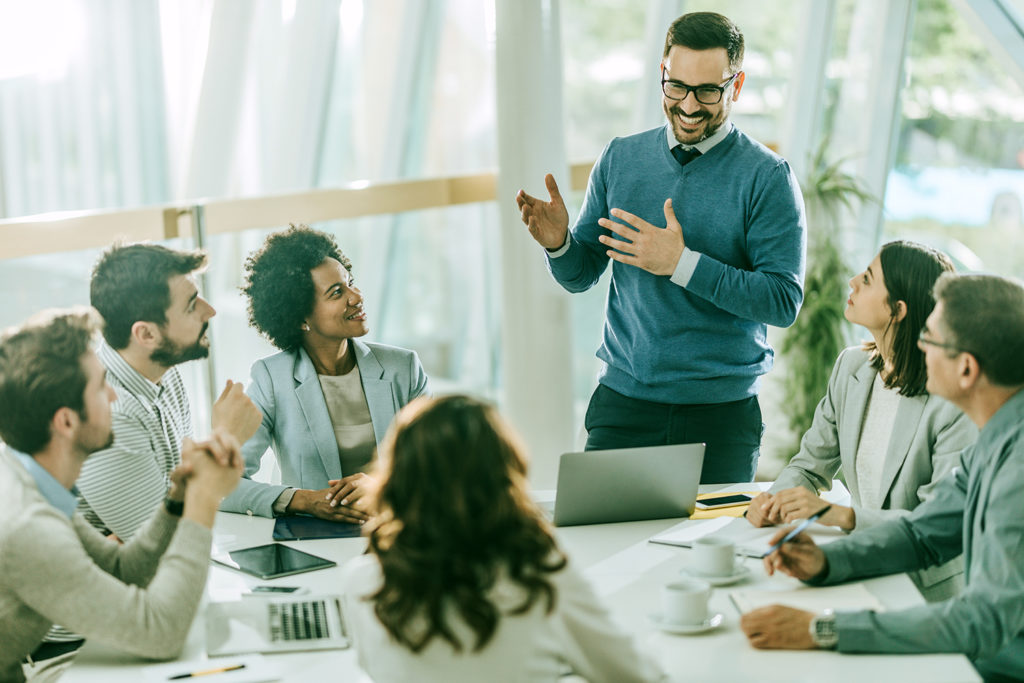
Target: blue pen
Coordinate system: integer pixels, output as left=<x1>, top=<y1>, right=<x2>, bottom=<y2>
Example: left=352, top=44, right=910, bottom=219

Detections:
left=760, top=505, right=832, bottom=558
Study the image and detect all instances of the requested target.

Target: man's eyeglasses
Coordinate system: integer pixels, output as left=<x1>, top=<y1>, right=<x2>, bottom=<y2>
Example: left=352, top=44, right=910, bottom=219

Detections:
left=661, top=68, right=740, bottom=105
left=917, top=327, right=962, bottom=353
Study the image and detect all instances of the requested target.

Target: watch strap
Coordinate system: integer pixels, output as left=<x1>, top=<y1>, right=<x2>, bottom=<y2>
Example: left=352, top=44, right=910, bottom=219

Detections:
left=163, top=496, right=184, bottom=517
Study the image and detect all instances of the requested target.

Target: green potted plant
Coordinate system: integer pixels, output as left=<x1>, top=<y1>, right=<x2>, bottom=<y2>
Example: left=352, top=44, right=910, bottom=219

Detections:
left=778, top=140, right=875, bottom=459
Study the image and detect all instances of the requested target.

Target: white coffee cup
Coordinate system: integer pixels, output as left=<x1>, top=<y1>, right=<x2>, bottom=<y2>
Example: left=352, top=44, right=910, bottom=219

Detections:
left=661, top=579, right=711, bottom=625
left=691, top=536, right=736, bottom=577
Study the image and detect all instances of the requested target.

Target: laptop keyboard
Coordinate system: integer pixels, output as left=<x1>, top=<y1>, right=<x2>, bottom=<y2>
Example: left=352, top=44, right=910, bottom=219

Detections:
left=269, top=600, right=330, bottom=642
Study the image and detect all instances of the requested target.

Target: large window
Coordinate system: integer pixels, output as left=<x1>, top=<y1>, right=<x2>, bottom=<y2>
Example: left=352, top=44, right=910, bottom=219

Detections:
left=2, top=0, right=1022, bottom=474
left=0, top=1, right=503, bottom=448
left=882, top=0, right=1024, bottom=276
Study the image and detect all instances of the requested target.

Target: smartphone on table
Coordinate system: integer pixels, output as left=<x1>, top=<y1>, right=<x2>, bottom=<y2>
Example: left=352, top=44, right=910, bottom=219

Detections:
left=694, top=493, right=754, bottom=510
left=247, top=585, right=308, bottom=595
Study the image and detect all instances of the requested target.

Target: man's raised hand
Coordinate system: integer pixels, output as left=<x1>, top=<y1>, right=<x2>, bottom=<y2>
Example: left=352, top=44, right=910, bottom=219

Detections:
left=516, top=173, right=569, bottom=250
left=597, top=198, right=686, bottom=276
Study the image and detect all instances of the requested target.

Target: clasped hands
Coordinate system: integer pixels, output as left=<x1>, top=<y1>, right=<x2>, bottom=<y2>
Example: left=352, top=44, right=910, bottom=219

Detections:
left=746, top=488, right=854, bottom=530
left=167, top=429, right=245, bottom=505
left=516, top=174, right=686, bottom=276
left=287, top=473, right=375, bottom=525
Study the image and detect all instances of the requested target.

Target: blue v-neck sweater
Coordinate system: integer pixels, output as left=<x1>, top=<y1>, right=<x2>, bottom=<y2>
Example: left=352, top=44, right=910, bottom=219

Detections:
left=548, top=124, right=806, bottom=404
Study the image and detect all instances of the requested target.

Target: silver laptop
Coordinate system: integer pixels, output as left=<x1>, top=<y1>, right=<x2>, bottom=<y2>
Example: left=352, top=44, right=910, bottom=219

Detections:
left=206, top=595, right=349, bottom=656
left=552, top=443, right=705, bottom=526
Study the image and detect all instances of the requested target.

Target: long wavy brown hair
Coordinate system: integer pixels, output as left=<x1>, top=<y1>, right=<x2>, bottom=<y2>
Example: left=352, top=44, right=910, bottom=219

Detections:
left=364, top=395, right=567, bottom=653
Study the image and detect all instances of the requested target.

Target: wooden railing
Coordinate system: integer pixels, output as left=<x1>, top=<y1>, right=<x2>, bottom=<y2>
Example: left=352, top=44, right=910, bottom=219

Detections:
left=0, top=163, right=597, bottom=261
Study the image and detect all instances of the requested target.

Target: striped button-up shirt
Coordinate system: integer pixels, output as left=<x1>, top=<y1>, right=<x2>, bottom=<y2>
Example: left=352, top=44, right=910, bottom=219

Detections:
left=76, top=342, right=193, bottom=540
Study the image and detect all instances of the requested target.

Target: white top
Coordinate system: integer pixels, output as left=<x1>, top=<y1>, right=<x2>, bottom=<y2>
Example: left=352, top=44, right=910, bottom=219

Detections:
left=340, top=554, right=667, bottom=683
left=854, top=373, right=901, bottom=510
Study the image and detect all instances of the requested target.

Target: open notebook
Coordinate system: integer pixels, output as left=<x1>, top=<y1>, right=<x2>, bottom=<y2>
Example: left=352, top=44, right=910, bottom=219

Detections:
left=649, top=516, right=848, bottom=558
left=730, top=582, right=886, bottom=614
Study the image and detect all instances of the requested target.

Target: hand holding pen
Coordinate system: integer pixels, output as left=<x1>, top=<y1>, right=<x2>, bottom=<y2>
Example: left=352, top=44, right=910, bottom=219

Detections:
left=761, top=505, right=831, bottom=580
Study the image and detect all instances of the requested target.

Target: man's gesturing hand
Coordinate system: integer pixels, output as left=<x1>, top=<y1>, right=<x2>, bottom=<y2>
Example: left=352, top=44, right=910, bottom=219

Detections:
left=516, top=173, right=570, bottom=250
left=211, top=380, right=262, bottom=446
left=597, top=198, right=685, bottom=276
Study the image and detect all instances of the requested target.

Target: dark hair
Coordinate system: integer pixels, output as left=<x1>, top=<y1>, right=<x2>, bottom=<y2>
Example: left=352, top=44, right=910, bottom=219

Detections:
left=90, top=243, right=207, bottom=349
left=663, top=12, right=745, bottom=72
left=365, top=395, right=567, bottom=653
left=242, top=224, right=351, bottom=352
left=0, top=308, right=100, bottom=454
left=934, top=273, right=1024, bottom=388
left=864, top=240, right=955, bottom=397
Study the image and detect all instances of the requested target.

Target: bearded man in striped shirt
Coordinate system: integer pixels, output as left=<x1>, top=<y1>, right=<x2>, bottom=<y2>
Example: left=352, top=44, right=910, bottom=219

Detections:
left=76, top=243, right=260, bottom=539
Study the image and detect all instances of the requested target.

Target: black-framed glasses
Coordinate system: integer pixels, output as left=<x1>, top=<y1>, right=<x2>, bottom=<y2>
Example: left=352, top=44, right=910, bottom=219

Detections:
left=661, top=68, right=740, bottom=105
left=917, top=327, right=962, bottom=353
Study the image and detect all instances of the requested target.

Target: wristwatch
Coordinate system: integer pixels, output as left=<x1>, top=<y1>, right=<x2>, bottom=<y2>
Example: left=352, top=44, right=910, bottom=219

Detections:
left=809, top=609, right=838, bottom=649
left=163, top=496, right=184, bottom=517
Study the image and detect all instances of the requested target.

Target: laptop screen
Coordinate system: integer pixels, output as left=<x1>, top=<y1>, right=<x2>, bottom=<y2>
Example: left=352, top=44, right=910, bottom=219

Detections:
left=553, top=443, right=705, bottom=526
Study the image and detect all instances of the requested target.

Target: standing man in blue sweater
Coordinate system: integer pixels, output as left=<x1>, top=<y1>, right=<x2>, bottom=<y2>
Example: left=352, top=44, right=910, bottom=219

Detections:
left=516, top=12, right=806, bottom=483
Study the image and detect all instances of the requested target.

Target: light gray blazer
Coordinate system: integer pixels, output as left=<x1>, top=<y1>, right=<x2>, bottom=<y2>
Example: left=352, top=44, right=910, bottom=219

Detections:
left=220, top=339, right=429, bottom=517
left=772, top=346, right=977, bottom=590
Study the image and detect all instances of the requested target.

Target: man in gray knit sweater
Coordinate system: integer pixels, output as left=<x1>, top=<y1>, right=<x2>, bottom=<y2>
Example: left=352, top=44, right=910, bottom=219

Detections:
left=0, top=308, right=248, bottom=682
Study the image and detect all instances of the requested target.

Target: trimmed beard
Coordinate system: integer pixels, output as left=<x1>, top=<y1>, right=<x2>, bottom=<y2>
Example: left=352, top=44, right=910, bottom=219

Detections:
left=151, top=323, right=210, bottom=367
left=663, top=100, right=728, bottom=145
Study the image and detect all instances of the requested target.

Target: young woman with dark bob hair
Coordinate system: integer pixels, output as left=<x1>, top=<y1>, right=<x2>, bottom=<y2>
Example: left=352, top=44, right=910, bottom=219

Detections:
left=341, top=395, right=666, bottom=683
left=747, top=240, right=977, bottom=600
left=220, top=224, right=428, bottom=522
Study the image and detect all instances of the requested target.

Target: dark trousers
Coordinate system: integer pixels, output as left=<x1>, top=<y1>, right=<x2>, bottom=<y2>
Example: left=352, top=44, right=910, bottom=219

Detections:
left=584, top=384, right=763, bottom=484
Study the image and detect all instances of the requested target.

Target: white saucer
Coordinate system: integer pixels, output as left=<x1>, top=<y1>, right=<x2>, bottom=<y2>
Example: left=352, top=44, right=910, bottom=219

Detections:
left=680, top=564, right=752, bottom=586
left=648, top=612, right=724, bottom=635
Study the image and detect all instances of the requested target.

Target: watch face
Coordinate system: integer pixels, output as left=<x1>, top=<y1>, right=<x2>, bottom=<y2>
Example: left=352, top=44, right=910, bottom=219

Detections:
left=812, top=615, right=839, bottom=648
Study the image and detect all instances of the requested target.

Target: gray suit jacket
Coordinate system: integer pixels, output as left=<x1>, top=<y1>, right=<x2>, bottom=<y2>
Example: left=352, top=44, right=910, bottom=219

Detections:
left=772, top=347, right=977, bottom=589
left=220, top=340, right=429, bottom=517
left=818, top=388, right=1024, bottom=680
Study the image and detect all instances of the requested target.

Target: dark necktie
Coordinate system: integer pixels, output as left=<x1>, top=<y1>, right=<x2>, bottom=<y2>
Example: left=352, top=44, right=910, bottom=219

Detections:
left=672, top=145, right=702, bottom=168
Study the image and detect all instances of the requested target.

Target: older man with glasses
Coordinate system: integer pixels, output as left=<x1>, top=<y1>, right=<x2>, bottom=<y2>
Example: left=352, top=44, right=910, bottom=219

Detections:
left=516, top=12, right=806, bottom=484
left=741, top=273, right=1024, bottom=683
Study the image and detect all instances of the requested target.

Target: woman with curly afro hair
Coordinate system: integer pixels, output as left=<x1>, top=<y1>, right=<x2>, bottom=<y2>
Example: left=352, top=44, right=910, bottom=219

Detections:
left=220, top=224, right=429, bottom=523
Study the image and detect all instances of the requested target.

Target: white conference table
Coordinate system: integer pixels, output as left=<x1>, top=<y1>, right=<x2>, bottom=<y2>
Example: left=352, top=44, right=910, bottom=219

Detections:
left=64, top=484, right=981, bottom=683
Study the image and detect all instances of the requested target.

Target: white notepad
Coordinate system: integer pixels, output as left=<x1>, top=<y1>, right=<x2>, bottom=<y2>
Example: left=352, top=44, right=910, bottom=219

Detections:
left=729, top=582, right=886, bottom=614
left=650, top=516, right=848, bottom=558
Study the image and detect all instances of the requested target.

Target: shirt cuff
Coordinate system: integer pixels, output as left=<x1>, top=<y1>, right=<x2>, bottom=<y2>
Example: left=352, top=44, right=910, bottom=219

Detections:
left=272, top=488, right=297, bottom=516
left=669, top=247, right=701, bottom=287
left=545, top=233, right=571, bottom=258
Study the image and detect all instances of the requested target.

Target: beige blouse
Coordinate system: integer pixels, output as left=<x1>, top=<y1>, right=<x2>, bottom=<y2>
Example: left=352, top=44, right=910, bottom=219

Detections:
left=317, top=364, right=376, bottom=476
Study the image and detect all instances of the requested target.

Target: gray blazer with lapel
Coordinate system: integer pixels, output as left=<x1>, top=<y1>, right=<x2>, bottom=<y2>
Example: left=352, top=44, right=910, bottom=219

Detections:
left=220, top=339, right=429, bottom=517
left=772, top=346, right=977, bottom=590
